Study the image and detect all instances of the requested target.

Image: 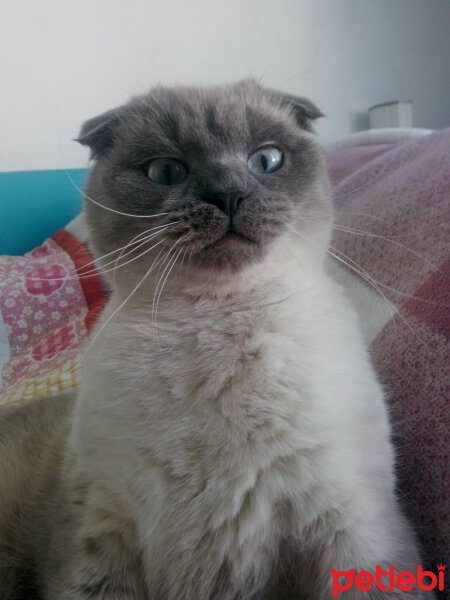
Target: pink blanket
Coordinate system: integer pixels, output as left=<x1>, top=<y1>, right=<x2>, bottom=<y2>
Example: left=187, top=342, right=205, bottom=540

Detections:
left=328, top=129, right=450, bottom=585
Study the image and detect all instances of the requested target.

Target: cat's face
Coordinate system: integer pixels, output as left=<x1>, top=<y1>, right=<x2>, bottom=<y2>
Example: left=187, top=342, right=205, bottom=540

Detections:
left=79, top=80, right=331, bottom=279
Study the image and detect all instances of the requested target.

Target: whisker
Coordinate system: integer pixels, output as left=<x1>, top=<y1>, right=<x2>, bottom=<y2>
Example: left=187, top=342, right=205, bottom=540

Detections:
left=81, top=235, right=168, bottom=280
left=76, top=223, right=177, bottom=279
left=151, top=245, right=176, bottom=310
left=277, top=207, right=449, bottom=240
left=337, top=213, right=450, bottom=239
left=187, top=246, right=195, bottom=269
left=93, top=245, right=169, bottom=364
left=75, top=221, right=176, bottom=275
left=152, top=236, right=188, bottom=335
left=150, top=250, right=176, bottom=342
left=87, top=240, right=169, bottom=354
left=297, top=213, right=442, bottom=273
left=110, top=229, right=152, bottom=289
left=48, top=231, right=169, bottom=283
left=295, top=218, right=448, bottom=307
left=325, top=244, right=428, bottom=344
left=302, top=230, right=399, bottom=332
left=153, top=247, right=184, bottom=331
left=288, top=227, right=425, bottom=345
left=65, top=170, right=170, bottom=219
left=24, top=222, right=178, bottom=284
left=335, top=210, right=402, bottom=232
left=178, top=247, right=188, bottom=281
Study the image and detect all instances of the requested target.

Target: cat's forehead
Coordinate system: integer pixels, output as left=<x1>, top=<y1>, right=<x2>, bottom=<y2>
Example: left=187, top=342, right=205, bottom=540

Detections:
left=121, top=83, right=298, bottom=155
left=154, top=86, right=250, bottom=145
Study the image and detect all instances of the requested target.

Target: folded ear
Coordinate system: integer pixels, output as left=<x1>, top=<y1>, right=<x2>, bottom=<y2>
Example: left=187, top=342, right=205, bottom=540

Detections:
left=275, top=93, right=324, bottom=131
left=75, top=107, right=123, bottom=159
left=236, top=79, right=323, bottom=130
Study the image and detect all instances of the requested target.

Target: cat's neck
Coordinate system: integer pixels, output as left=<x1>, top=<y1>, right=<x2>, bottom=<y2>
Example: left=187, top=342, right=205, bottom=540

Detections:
left=108, top=232, right=327, bottom=313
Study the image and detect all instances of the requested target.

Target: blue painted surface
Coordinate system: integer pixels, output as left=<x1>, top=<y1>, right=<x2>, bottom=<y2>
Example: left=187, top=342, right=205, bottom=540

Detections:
left=0, top=169, right=89, bottom=255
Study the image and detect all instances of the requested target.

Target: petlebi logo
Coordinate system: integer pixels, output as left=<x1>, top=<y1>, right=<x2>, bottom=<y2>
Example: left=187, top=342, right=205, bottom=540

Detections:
left=330, top=564, right=446, bottom=596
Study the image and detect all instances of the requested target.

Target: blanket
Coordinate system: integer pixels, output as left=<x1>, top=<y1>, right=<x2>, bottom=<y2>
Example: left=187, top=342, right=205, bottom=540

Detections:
left=327, top=128, right=450, bottom=584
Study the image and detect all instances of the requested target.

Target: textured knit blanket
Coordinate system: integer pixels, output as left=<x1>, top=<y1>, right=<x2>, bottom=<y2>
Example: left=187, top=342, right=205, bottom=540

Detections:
left=327, top=128, right=449, bottom=583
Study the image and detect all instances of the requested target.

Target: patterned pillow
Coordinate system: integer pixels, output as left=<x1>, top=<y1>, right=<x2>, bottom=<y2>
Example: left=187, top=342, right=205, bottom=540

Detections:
left=0, top=230, right=106, bottom=404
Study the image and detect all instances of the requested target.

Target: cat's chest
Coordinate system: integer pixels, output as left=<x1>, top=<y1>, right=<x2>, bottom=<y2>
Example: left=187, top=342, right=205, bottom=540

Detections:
left=101, top=303, right=309, bottom=418
left=83, top=299, right=324, bottom=474
left=75, top=290, right=366, bottom=595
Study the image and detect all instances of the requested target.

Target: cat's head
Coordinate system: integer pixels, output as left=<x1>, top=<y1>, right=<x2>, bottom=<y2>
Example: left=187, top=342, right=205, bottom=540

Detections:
left=77, top=79, right=332, bottom=289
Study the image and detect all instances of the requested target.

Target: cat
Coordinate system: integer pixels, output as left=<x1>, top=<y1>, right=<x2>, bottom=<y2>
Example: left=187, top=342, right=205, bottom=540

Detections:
left=0, top=79, right=428, bottom=599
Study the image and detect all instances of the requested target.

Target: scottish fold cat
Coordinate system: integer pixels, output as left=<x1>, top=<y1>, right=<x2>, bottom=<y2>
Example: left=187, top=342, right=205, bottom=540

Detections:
left=0, top=79, right=426, bottom=599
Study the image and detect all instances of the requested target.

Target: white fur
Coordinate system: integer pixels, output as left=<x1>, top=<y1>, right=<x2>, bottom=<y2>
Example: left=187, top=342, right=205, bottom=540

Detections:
left=70, top=215, right=414, bottom=598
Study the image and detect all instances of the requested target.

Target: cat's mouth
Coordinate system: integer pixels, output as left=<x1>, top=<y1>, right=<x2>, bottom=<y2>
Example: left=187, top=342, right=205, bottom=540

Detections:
left=190, top=229, right=262, bottom=272
left=204, top=231, right=254, bottom=250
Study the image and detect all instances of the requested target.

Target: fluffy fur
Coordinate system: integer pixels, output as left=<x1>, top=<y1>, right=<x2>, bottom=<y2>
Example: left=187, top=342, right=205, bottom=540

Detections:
left=0, top=80, right=427, bottom=599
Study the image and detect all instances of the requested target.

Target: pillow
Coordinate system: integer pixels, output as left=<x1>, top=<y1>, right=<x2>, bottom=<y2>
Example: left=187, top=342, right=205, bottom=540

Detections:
left=0, top=169, right=87, bottom=255
left=0, top=230, right=106, bottom=404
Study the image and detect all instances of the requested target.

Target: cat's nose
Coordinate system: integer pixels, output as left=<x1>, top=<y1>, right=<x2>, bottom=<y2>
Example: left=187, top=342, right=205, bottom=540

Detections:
left=202, top=191, right=246, bottom=216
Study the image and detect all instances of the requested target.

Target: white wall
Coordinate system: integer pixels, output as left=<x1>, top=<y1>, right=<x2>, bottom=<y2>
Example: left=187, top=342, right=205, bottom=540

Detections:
left=1, top=0, right=449, bottom=171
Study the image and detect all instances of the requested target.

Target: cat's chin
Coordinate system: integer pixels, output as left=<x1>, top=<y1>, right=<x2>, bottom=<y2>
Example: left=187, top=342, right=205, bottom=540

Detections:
left=192, top=232, right=263, bottom=272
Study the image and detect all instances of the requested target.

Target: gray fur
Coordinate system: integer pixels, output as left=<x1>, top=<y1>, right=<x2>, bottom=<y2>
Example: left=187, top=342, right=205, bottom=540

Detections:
left=79, top=80, right=325, bottom=274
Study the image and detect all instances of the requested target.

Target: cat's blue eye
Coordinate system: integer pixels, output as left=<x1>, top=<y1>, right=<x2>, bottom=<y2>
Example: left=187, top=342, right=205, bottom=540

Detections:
left=147, top=158, right=188, bottom=186
left=247, top=146, right=284, bottom=175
